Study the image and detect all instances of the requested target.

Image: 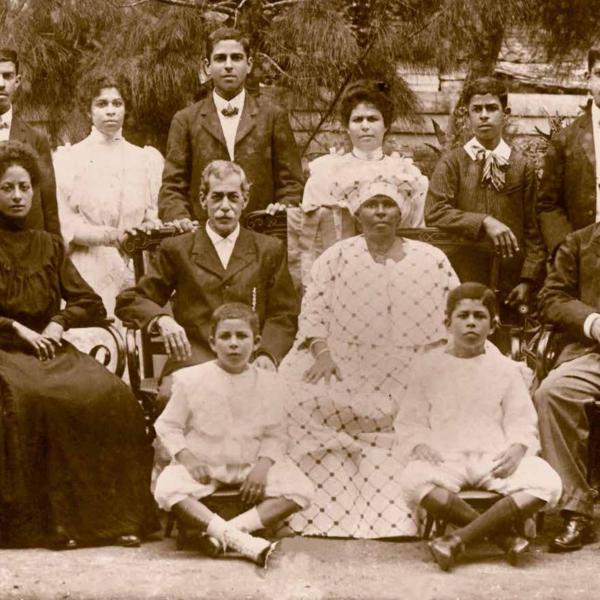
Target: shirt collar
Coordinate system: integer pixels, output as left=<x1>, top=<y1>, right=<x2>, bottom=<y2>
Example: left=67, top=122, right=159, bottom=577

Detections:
left=0, top=106, right=13, bottom=128
left=205, top=221, right=240, bottom=245
left=89, top=125, right=123, bottom=143
left=463, top=136, right=511, bottom=162
left=213, top=89, right=246, bottom=112
left=592, top=101, right=600, bottom=124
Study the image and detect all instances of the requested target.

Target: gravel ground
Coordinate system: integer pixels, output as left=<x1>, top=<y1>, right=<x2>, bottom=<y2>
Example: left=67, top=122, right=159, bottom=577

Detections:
left=1, top=513, right=599, bottom=600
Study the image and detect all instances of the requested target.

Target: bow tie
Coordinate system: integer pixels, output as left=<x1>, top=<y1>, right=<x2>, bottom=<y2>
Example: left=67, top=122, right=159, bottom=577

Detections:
left=475, top=148, right=508, bottom=192
left=0, top=120, right=9, bottom=130
left=221, top=104, right=239, bottom=117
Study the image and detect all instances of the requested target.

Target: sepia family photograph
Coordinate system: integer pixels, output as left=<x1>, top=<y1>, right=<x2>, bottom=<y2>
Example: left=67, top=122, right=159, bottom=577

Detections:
left=0, top=1, right=599, bottom=598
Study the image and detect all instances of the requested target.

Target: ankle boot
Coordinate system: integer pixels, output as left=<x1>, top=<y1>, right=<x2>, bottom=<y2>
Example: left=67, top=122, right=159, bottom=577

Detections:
left=495, top=534, right=529, bottom=565
left=207, top=515, right=276, bottom=567
left=428, top=534, right=464, bottom=571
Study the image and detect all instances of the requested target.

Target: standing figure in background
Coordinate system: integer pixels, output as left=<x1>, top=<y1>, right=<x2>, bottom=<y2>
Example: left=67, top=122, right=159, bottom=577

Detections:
left=293, top=80, right=426, bottom=286
left=53, top=71, right=163, bottom=353
left=537, top=46, right=600, bottom=257
left=0, top=47, right=59, bottom=235
left=425, top=76, right=546, bottom=323
left=159, top=26, right=304, bottom=231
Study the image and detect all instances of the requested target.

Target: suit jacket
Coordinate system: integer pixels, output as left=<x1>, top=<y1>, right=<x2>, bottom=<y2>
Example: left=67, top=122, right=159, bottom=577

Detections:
left=537, top=110, right=596, bottom=256
left=425, top=146, right=546, bottom=295
left=158, top=92, right=304, bottom=222
left=10, top=116, right=60, bottom=235
left=538, top=222, right=600, bottom=367
left=115, top=226, right=299, bottom=376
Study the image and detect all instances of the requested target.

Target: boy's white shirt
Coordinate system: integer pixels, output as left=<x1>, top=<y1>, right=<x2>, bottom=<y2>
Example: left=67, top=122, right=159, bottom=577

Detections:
left=0, top=106, right=13, bottom=141
left=463, top=136, right=511, bottom=162
left=154, top=360, right=286, bottom=465
left=394, top=344, right=539, bottom=460
left=213, top=88, right=245, bottom=160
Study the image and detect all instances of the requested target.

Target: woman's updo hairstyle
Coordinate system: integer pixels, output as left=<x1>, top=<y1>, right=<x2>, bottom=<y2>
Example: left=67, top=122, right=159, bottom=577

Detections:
left=77, top=69, right=131, bottom=113
left=340, top=80, right=394, bottom=129
left=0, top=141, right=42, bottom=187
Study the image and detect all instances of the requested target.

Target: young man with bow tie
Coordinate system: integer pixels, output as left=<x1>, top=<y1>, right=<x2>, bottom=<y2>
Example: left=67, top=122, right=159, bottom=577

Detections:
left=0, top=47, right=60, bottom=235
left=158, top=27, right=304, bottom=232
left=537, top=46, right=600, bottom=258
left=425, top=76, right=546, bottom=319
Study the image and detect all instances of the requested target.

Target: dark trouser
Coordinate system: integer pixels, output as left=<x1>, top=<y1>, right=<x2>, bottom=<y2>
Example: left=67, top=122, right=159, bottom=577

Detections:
left=533, top=352, right=600, bottom=517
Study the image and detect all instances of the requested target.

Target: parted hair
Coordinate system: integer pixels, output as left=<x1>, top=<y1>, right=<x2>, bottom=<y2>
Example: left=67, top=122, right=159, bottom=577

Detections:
left=0, top=48, right=19, bottom=74
left=198, top=159, right=251, bottom=201
left=445, top=282, right=498, bottom=321
left=210, top=302, right=260, bottom=337
left=340, top=80, right=394, bottom=129
left=0, top=141, right=42, bottom=187
left=205, top=27, right=251, bottom=60
left=461, top=76, right=508, bottom=110
left=77, top=70, right=130, bottom=113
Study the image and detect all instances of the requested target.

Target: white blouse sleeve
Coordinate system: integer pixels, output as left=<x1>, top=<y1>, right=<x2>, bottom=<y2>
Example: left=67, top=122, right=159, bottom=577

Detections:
left=142, top=145, right=164, bottom=222
left=54, top=145, right=117, bottom=247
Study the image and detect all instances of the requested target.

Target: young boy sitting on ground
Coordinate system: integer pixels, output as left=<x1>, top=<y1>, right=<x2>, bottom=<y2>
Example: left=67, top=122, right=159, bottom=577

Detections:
left=153, top=302, right=314, bottom=567
left=395, top=283, right=562, bottom=571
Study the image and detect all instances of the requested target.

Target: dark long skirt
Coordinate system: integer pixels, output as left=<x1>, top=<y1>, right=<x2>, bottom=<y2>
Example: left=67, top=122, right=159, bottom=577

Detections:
left=0, top=342, right=156, bottom=547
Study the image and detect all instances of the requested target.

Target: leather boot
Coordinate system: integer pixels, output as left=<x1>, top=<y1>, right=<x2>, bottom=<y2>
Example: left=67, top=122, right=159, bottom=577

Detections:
left=428, top=534, right=464, bottom=571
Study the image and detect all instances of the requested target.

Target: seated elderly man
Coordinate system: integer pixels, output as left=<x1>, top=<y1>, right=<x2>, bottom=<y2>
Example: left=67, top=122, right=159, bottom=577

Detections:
left=116, top=159, right=299, bottom=405
left=534, top=221, right=600, bottom=552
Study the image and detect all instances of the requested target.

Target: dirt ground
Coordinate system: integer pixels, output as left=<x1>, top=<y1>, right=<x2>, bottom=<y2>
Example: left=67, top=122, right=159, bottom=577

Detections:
left=1, top=512, right=599, bottom=600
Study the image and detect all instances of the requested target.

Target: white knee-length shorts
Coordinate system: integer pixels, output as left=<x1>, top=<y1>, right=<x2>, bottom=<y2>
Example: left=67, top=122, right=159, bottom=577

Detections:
left=400, top=452, right=562, bottom=509
left=154, top=458, right=315, bottom=511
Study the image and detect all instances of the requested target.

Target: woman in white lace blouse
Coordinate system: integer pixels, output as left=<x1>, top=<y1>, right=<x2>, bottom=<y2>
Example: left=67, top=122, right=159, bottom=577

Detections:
left=54, top=71, right=164, bottom=350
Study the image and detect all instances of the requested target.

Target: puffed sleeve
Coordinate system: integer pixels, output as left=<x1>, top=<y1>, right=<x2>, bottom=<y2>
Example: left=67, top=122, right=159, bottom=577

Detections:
left=50, top=238, right=107, bottom=329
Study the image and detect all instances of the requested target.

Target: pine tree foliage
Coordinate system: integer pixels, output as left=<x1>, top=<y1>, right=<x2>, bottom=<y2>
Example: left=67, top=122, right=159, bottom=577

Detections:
left=0, top=0, right=597, bottom=152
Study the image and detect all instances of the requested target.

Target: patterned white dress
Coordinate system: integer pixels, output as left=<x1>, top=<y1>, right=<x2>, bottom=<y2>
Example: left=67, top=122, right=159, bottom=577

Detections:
left=53, top=127, right=163, bottom=354
left=279, top=235, right=459, bottom=538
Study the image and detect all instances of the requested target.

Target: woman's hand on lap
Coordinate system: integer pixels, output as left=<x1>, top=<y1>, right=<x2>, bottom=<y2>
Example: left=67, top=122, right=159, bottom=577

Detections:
left=41, top=321, right=64, bottom=347
left=12, top=321, right=59, bottom=361
left=241, top=457, right=272, bottom=505
left=303, top=351, right=343, bottom=385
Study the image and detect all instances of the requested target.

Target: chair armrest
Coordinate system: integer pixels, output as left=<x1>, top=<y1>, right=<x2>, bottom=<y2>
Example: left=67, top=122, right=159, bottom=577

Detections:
left=522, top=323, right=558, bottom=382
left=70, top=319, right=126, bottom=378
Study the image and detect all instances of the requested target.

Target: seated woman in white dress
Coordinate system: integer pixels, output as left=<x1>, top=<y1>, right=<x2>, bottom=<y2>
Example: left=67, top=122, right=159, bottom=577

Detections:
left=53, top=71, right=164, bottom=352
left=290, top=79, right=427, bottom=286
left=279, top=178, right=459, bottom=539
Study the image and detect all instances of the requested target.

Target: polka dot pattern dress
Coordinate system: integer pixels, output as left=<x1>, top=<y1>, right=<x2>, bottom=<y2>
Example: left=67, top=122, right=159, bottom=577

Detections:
left=279, top=235, right=459, bottom=538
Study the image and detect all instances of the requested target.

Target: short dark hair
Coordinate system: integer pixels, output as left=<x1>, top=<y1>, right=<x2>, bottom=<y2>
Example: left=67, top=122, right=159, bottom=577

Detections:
left=340, top=80, right=394, bottom=129
left=77, top=70, right=130, bottom=113
left=205, top=27, right=251, bottom=60
left=210, top=302, right=260, bottom=337
left=588, top=47, right=600, bottom=72
left=0, top=48, right=19, bottom=74
left=461, top=76, right=508, bottom=110
left=445, top=282, right=498, bottom=321
left=0, top=141, right=42, bottom=187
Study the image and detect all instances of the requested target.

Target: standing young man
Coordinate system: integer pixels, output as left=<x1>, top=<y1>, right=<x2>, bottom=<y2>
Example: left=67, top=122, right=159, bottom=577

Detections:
left=0, top=48, right=60, bottom=235
left=537, top=46, right=600, bottom=257
left=425, top=77, right=546, bottom=320
left=158, top=27, right=304, bottom=231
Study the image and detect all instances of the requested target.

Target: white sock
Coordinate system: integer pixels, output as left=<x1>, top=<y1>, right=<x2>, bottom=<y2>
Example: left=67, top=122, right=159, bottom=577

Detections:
left=228, top=507, right=265, bottom=533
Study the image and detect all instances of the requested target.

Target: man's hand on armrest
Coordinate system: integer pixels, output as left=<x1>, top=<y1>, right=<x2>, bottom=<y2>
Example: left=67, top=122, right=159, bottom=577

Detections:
left=156, top=315, right=192, bottom=362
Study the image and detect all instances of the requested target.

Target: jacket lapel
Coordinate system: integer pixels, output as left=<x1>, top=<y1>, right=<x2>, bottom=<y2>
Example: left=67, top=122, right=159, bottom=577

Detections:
left=223, top=228, right=257, bottom=283
left=191, top=227, right=227, bottom=278
left=235, top=93, right=258, bottom=147
left=9, top=116, right=32, bottom=145
left=199, top=96, right=228, bottom=149
left=577, top=111, right=596, bottom=178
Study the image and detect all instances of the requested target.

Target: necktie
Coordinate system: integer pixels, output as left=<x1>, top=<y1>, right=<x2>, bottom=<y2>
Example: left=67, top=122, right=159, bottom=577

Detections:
left=0, top=118, right=9, bottom=130
left=221, top=104, right=239, bottom=117
left=476, top=148, right=508, bottom=192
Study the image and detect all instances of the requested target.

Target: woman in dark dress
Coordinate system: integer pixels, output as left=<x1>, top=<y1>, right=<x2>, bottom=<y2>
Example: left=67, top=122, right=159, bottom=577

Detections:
left=0, top=141, right=154, bottom=549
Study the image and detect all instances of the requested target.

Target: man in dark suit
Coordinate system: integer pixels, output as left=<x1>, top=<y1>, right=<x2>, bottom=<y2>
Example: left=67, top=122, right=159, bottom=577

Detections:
left=0, top=48, right=59, bottom=235
left=536, top=46, right=600, bottom=257
left=116, top=160, right=299, bottom=403
left=534, top=222, right=600, bottom=552
left=158, top=27, right=304, bottom=231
